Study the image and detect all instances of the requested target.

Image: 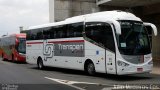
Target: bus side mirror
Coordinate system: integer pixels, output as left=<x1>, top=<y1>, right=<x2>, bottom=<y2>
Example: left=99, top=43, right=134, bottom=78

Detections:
left=144, top=23, right=157, bottom=36
left=106, top=20, right=121, bottom=35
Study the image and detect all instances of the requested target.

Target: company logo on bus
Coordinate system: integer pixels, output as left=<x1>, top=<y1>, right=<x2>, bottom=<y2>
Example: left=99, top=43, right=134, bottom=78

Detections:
left=54, top=42, right=84, bottom=57
left=42, top=40, right=85, bottom=61
left=58, top=44, right=84, bottom=51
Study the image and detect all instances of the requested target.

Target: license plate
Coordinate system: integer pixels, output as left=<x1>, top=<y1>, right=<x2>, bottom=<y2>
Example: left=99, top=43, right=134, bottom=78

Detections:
left=137, top=68, right=143, bottom=72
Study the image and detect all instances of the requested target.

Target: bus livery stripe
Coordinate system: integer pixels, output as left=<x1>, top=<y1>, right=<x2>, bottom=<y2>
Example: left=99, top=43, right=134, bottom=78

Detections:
left=48, top=40, right=84, bottom=43
left=26, top=42, right=43, bottom=44
left=27, top=40, right=84, bottom=44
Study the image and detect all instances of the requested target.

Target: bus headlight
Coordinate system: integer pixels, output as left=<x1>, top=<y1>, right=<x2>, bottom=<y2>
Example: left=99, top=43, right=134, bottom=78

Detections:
left=117, top=61, right=129, bottom=67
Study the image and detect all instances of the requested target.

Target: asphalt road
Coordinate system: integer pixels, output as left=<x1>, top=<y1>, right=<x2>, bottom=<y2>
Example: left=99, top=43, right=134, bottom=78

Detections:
left=0, top=58, right=160, bottom=90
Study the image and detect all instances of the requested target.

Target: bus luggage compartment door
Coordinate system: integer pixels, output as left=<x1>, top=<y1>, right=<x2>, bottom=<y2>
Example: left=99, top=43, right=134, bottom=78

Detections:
left=106, top=50, right=116, bottom=74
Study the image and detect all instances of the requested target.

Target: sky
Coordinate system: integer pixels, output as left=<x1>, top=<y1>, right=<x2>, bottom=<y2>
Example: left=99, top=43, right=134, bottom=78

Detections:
left=0, top=0, right=49, bottom=36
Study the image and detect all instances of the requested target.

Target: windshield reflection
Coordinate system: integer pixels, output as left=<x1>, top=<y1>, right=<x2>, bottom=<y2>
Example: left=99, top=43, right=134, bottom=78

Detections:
left=18, top=38, right=26, bottom=54
left=117, top=21, right=151, bottom=55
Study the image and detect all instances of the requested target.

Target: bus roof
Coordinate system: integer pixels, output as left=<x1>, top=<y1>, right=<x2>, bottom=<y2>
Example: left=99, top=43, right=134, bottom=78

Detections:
left=29, top=10, right=141, bottom=30
left=0, top=33, right=26, bottom=38
left=13, top=33, right=26, bottom=38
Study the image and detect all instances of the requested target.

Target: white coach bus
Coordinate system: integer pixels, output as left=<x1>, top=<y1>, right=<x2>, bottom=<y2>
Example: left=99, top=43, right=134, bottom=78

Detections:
left=25, top=11, right=157, bottom=75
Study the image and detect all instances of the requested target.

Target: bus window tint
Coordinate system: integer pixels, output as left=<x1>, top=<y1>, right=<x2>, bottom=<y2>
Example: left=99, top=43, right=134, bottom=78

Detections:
left=36, top=29, right=43, bottom=40
left=54, top=25, right=67, bottom=38
left=26, top=30, right=32, bottom=40
left=50, top=27, right=55, bottom=39
left=27, top=29, right=43, bottom=40
left=43, top=27, right=51, bottom=39
left=68, top=22, right=83, bottom=37
left=26, top=22, right=83, bottom=40
left=18, top=38, right=26, bottom=54
left=85, top=22, right=115, bottom=52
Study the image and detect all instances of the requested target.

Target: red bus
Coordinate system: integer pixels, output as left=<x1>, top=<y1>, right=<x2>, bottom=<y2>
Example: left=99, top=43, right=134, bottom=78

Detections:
left=0, top=34, right=26, bottom=62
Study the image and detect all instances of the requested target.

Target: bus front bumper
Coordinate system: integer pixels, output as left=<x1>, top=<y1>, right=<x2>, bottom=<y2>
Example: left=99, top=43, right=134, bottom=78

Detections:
left=116, top=62, right=153, bottom=75
left=16, top=53, right=26, bottom=62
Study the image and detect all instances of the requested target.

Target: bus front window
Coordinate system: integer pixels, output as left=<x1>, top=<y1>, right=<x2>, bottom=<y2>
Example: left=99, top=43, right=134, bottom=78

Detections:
left=117, top=21, right=151, bottom=55
left=17, top=38, right=26, bottom=54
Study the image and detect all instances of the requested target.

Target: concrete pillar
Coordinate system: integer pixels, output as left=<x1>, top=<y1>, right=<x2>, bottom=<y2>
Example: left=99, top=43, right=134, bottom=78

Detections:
left=49, top=0, right=55, bottom=22
left=49, top=0, right=98, bottom=22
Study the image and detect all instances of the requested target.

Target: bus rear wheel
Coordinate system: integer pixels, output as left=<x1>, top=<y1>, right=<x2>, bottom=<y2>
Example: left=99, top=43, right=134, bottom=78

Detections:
left=86, top=62, right=95, bottom=75
left=37, top=58, right=44, bottom=69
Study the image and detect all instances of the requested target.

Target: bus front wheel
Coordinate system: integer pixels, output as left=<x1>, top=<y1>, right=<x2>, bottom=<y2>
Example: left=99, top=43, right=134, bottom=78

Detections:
left=86, top=62, right=95, bottom=75
left=37, top=58, right=44, bottom=69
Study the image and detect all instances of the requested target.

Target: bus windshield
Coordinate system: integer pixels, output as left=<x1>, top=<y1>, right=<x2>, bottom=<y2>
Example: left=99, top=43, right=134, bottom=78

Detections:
left=18, top=38, right=26, bottom=54
left=117, top=21, right=151, bottom=55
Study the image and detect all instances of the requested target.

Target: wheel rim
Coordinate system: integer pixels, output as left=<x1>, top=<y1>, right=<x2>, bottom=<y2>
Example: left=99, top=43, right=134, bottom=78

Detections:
left=39, top=61, right=42, bottom=69
left=87, top=63, right=95, bottom=74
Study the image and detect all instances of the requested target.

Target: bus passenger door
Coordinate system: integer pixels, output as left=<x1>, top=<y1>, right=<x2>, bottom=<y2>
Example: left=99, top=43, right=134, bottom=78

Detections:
left=104, top=24, right=116, bottom=74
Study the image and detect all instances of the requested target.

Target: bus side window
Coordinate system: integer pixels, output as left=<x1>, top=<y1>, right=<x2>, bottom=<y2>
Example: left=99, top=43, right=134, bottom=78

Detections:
left=26, top=29, right=43, bottom=40
left=85, top=22, right=102, bottom=43
left=67, top=24, right=74, bottom=37
left=68, top=22, right=83, bottom=38
left=31, top=29, right=38, bottom=40
left=54, top=26, right=59, bottom=38
left=61, top=25, right=67, bottom=38
left=43, top=27, right=51, bottom=39
left=54, top=25, right=67, bottom=39
left=74, top=22, right=83, bottom=37
left=36, top=29, right=43, bottom=40
left=26, top=30, right=32, bottom=40
left=50, top=27, right=55, bottom=39
left=85, top=22, right=115, bottom=52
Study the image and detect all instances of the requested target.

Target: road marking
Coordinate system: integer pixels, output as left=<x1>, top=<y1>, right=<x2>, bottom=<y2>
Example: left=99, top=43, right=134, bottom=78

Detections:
left=45, top=77, right=86, bottom=90
left=45, top=77, right=113, bottom=90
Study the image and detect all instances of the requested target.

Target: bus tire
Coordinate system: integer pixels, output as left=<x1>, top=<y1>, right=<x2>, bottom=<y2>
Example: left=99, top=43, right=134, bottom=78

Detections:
left=37, top=57, right=44, bottom=69
left=85, top=60, right=95, bottom=75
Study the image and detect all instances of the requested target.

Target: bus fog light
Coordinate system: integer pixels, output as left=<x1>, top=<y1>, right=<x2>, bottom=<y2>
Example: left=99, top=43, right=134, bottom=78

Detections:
left=117, top=61, right=129, bottom=67
left=148, top=61, right=153, bottom=65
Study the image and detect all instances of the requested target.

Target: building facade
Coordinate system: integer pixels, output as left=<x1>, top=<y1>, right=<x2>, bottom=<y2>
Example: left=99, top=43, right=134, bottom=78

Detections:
left=49, top=0, right=160, bottom=60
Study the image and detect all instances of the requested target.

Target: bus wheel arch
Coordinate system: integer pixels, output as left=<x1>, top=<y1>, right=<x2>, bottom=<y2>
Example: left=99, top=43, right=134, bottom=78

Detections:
left=84, top=59, right=96, bottom=75
left=37, top=56, right=44, bottom=69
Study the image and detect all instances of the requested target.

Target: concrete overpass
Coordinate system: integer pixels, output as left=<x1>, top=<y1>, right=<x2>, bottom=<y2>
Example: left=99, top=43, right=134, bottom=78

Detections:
left=97, top=0, right=160, bottom=7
